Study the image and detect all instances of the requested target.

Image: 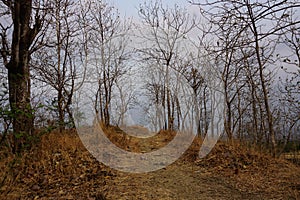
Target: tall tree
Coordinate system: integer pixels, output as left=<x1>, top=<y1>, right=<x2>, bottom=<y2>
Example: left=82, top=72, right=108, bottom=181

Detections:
left=137, top=0, right=196, bottom=130
left=191, top=0, right=300, bottom=157
left=0, top=0, right=42, bottom=153
left=87, top=0, right=131, bottom=127
left=33, top=0, right=82, bottom=131
left=276, top=19, right=300, bottom=155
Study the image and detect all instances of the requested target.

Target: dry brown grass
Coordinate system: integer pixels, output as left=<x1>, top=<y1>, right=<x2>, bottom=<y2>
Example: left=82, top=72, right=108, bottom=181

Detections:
left=194, top=140, right=300, bottom=198
left=0, top=130, right=110, bottom=199
left=104, top=126, right=177, bottom=153
left=0, top=128, right=299, bottom=199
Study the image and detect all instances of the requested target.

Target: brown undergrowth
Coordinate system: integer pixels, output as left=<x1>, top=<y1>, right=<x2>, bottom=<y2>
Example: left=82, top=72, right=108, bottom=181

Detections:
left=0, top=130, right=110, bottom=199
left=103, top=126, right=177, bottom=152
left=0, top=128, right=299, bottom=199
left=193, top=141, right=300, bottom=197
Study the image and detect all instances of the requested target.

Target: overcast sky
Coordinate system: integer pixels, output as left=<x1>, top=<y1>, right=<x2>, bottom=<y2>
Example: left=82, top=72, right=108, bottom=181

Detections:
left=114, top=0, right=193, bottom=18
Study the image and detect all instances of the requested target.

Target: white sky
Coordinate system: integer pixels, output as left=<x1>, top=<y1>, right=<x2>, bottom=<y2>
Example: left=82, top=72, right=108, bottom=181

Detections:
left=113, top=0, right=194, bottom=18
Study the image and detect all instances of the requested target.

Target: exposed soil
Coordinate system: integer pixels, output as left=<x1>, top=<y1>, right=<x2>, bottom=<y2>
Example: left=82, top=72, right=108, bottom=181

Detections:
left=0, top=128, right=299, bottom=200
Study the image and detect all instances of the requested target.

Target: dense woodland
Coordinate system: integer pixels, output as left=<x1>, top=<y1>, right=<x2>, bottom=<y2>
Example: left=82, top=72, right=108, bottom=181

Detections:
left=0, top=0, right=299, bottom=157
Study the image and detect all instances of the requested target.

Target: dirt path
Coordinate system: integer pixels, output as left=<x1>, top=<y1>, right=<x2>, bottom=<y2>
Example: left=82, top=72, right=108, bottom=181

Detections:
left=105, top=161, right=275, bottom=200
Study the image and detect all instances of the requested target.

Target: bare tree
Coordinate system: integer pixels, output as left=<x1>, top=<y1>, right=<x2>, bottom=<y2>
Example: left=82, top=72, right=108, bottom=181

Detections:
left=113, top=74, right=137, bottom=126
left=137, top=0, right=196, bottom=131
left=33, top=0, right=84, bottom=131
left=182, top=50, right=210, bottom=137
left=0, top=0, right=46, bottom=153
left=190, top=0, right=300, bottom=156
left=276, top=18, right=300, bottom=155
left=86, top=0, right=132, bottom=127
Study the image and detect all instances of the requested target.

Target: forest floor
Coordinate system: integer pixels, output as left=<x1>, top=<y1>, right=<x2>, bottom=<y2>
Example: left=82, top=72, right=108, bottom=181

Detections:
left=0, top=128, right=300, bottom=200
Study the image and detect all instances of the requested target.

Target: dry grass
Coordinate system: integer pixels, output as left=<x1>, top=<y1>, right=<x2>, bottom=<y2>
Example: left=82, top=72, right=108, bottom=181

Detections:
left=104, top=126, right=177, bottom=153
left=0, top=128, right=299, bottom=199
left=281, top=151, right=300, bottom=166
left=0, top=130, right=110, bottom=199
left=195, top=141, right=300, bottom=198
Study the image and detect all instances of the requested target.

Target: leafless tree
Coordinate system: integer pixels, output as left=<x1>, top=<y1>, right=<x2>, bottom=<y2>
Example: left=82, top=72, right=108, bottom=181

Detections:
left=0, top=0, right=47, bottom=153
left=276, top=18, right=300, bottom=155
left=32, top=0, right=85, bottom=131
left=85, top=0, right=132, bottom=127
left=113, top=74, right=137, bottom=126
left=137, top=0, right=196, bottom=131
left=190, top=0, right=300, bottom=156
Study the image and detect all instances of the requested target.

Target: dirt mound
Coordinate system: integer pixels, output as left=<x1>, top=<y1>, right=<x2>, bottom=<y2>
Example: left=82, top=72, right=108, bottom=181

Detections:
left=196, top=142, right=272, bottom=172
left=195, top=142, right=300, bottom=195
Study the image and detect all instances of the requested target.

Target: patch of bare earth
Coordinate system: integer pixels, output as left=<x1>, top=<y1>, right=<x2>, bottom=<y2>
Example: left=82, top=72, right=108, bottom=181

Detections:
left=0, top=128, right=299, bottom=199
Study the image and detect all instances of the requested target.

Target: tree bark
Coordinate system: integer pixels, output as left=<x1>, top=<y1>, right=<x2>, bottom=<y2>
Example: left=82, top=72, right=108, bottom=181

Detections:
left=3, top=0, right=40, bottom=153
left=246, top=2, right=276, bottom=157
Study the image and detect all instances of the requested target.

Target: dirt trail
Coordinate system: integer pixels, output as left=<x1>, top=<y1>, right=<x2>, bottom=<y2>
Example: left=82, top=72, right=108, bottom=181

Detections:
left=106, top=162, right=245, bottom=200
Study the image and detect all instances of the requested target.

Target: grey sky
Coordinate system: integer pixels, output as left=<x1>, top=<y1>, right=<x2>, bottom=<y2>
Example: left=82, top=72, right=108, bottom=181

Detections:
left=114, top=0, right=192, bottom=17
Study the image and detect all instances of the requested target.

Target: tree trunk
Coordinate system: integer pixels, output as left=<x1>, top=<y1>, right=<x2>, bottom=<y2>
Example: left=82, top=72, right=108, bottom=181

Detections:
left=7, top=60, right=33, bottom=153
left=58, top=89, right=65, bottom=132
left=4, top=0, right=40, bottom=153
left=225, top=93, right=233, bottom=143
left=247, top=3, right=276, bottom=157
